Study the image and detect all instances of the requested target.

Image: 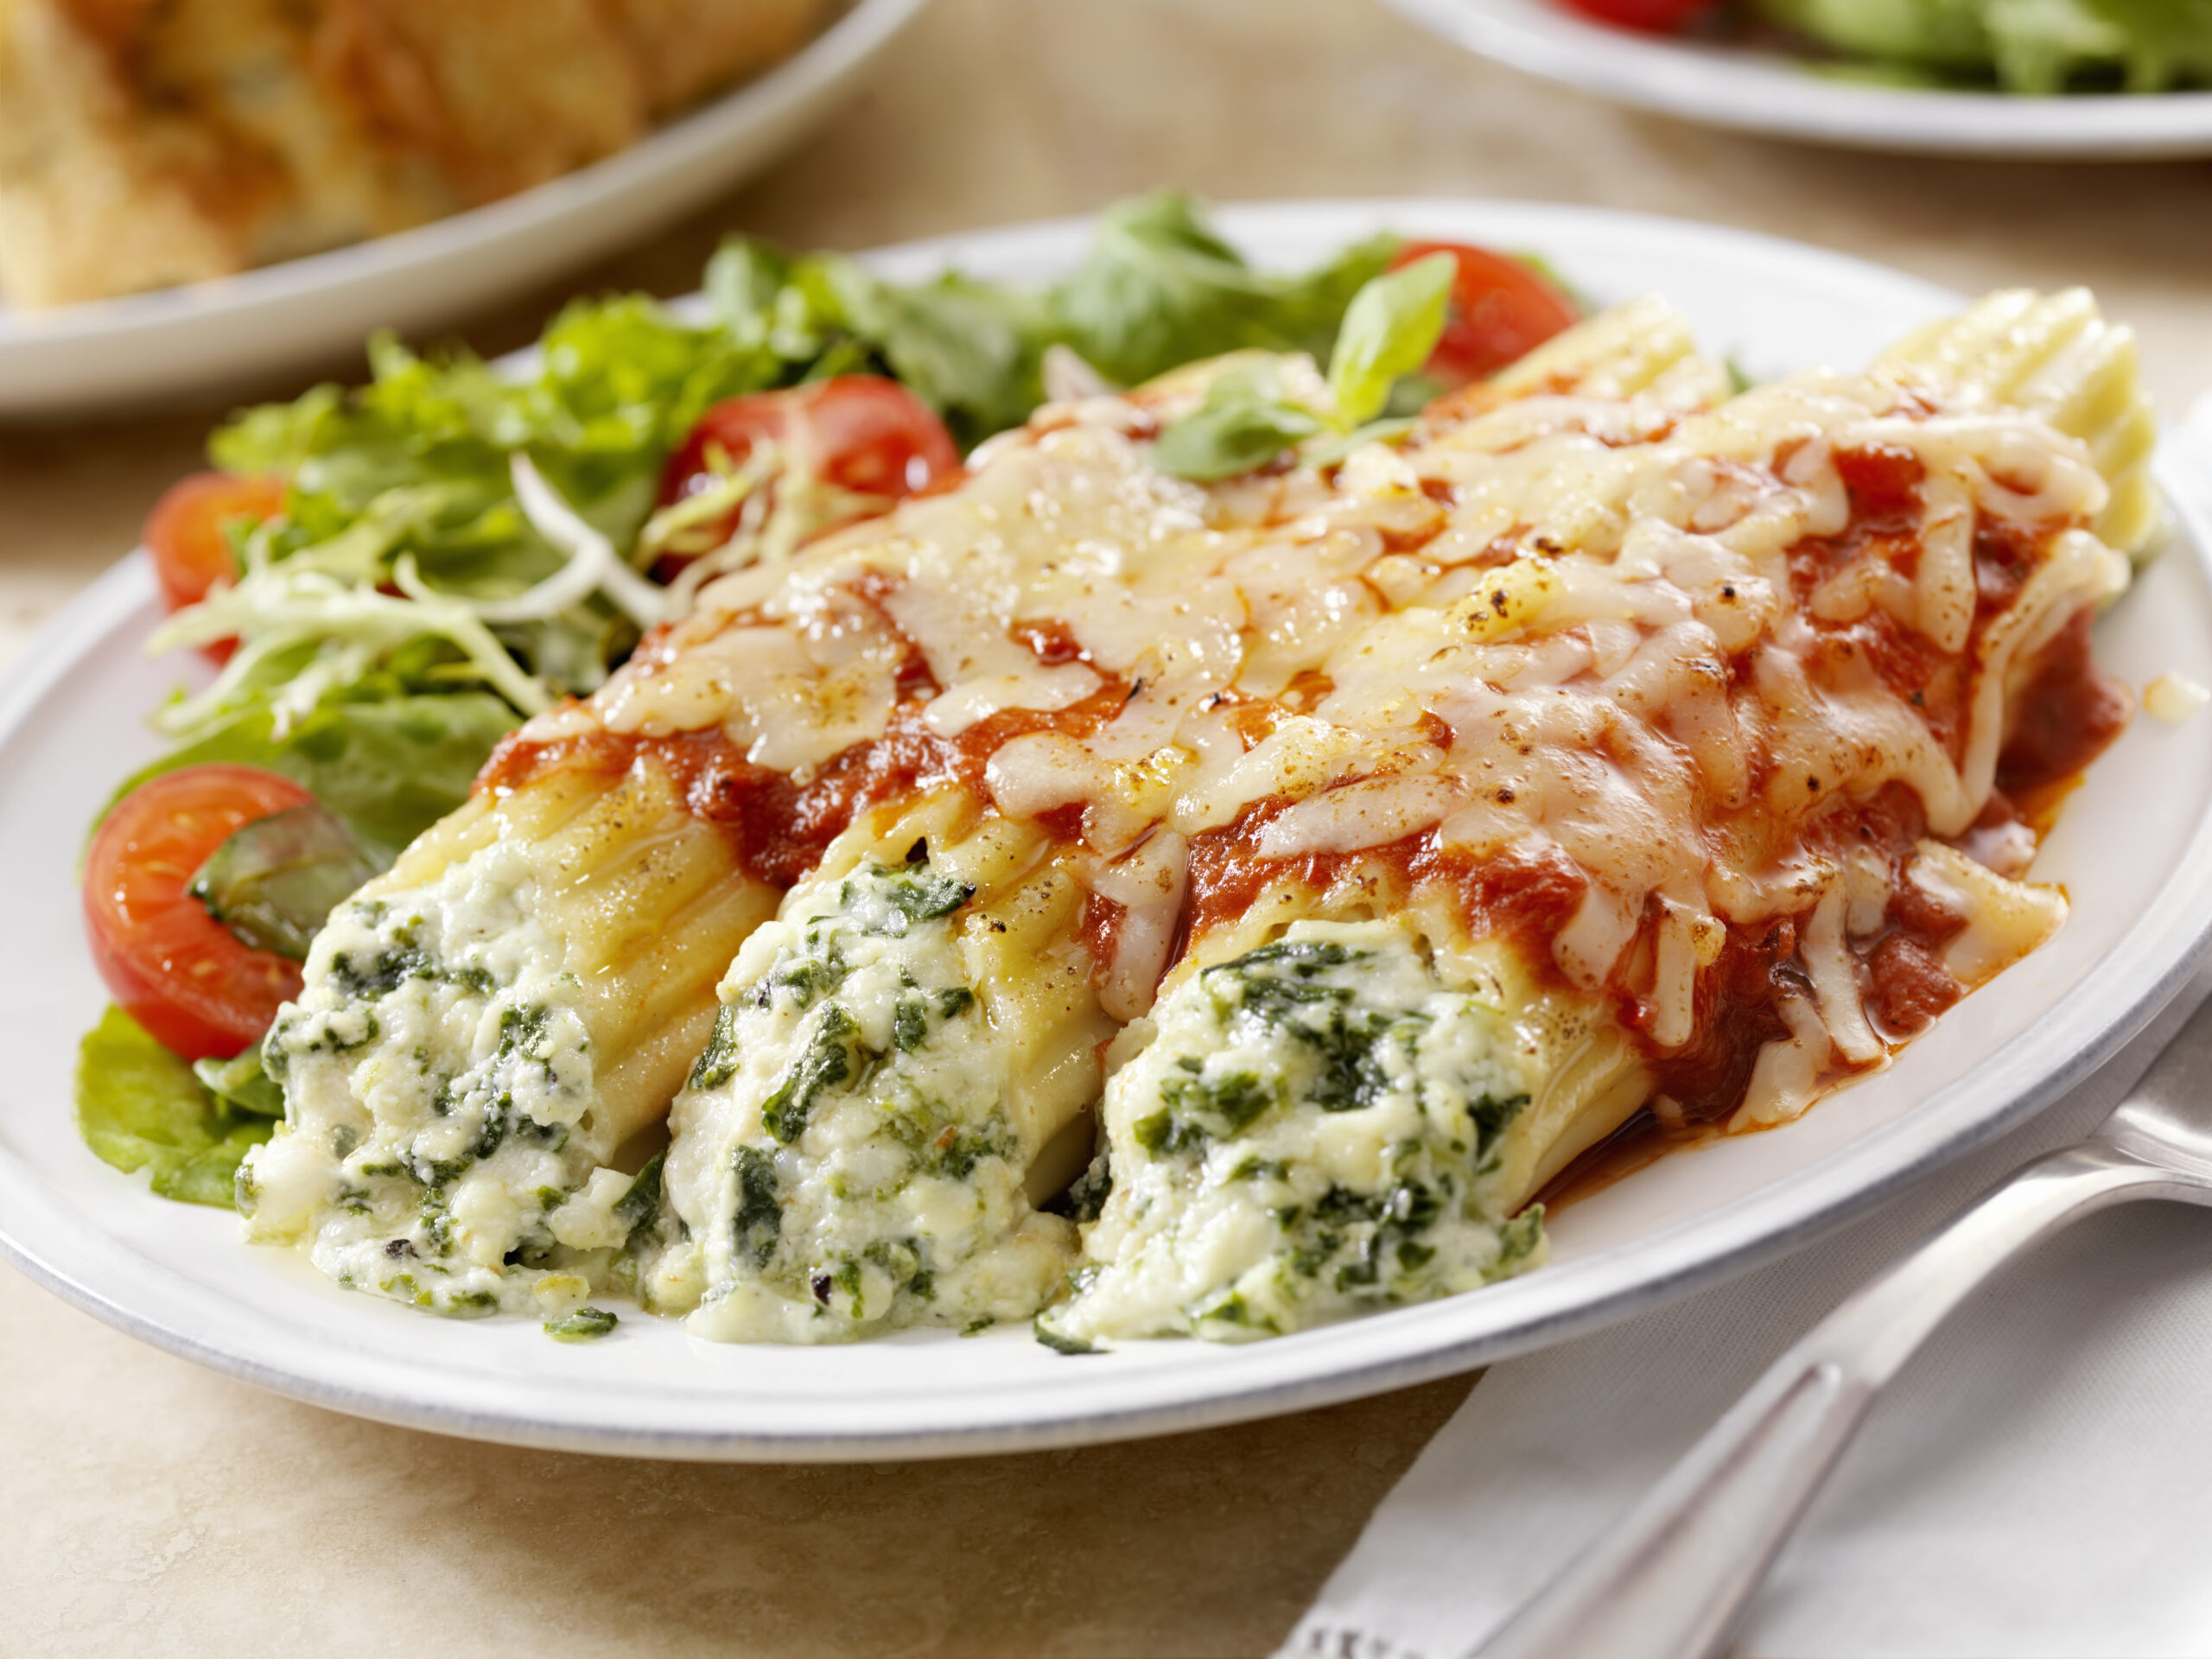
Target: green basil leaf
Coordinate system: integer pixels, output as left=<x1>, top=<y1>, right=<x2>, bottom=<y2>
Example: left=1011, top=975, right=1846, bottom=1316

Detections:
left=1299, top=416, right=1421, bottom=472
left=1327, top=253, right=1455, bottom=429
left=1151, top=369, right=1323, bottom=482
left=1055, top=192, right=1398, bottom=391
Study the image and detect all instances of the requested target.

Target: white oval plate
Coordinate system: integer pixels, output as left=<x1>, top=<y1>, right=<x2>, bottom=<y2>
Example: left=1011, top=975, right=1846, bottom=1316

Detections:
left=6, top=201, right=2212, bottom=1462
left=1383, top=0, right=2212, bottom=157
left=0, top=0, right=928, bottom=421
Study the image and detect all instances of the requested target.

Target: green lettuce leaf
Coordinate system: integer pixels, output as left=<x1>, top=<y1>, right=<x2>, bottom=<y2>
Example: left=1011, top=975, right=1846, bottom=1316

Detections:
left=1756, top=0, right=1994, bottom=69
left=193, top=1048, right=286, bottom=1119
left=811, top=259, right=1052, bottom=444
left=205, top=299, right=780, bottom=712
left=105, top=690, right=518, bottom=864
left=2076, top=0, right=2212, bottom=89
left=75, top=1006, right=272, bottom=1209
left=699, top=199, right=1398, bottom=447
left=217, top=193, right=1401, bottom=532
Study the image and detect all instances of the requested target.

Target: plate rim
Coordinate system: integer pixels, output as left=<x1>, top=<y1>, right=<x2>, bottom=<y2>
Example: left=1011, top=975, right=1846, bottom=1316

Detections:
left=1380, top=0, right=2212, bottom=157
left=6, top=197, right=2212, bottom=1461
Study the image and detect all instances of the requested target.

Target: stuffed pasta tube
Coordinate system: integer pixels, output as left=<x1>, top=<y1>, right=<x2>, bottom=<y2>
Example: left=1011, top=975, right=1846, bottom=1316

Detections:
left=642, top=789, right=1115, bottom=1339
left=1040, top=294, right=2145, bottom=1343
left=240, top=748, right=779, bottom=1315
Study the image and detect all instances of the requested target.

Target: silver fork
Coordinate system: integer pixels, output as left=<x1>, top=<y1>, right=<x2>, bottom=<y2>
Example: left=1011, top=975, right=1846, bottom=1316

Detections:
left=1471, top=986, right=2212, bottom=1659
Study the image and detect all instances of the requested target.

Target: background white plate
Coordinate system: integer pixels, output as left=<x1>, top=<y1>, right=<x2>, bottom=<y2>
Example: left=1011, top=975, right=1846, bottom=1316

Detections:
left=5, top=201, right=2212, bottom=1462
left=1382, top=0, right=2212, bottom=157
left=0, top=0, right=928, bottom=421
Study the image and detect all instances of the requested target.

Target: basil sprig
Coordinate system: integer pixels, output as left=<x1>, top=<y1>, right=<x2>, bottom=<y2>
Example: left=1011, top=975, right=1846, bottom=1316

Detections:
left=1150, top=251, right=1457, bottom=481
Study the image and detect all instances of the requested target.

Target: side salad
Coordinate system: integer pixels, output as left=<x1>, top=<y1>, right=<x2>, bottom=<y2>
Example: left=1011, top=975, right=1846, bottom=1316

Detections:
left=1564, top=0, right=2212, bottom=93
left=75, top=193, right=1581, bottom=1215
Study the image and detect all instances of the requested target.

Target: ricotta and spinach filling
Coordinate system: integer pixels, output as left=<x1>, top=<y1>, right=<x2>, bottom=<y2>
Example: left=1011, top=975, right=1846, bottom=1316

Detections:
left=1039, top=921, right=1546, bottom=1347
left=239, top=842, right=639, bottom=1317
left=654, top=853, right=1078, bottom=1343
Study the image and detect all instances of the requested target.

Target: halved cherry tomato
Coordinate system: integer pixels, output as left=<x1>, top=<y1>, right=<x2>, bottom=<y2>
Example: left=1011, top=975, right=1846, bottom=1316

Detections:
left=656, top=376, right=962, bottom=562
left=85, top=765, right=315, bottom=1060
left=143, top=472, right=285, bottom=665
left=1559, top=0, right=1719, bottom=30
left=1391, top=241, right=1581, bottom=388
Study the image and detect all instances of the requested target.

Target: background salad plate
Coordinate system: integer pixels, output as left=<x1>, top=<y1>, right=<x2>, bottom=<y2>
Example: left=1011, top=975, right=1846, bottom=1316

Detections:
left=0, top=0, right=930, bottom=423
left=4, top=201, right=2212, bottom=1461
left=1382, top=0, right=2212, bottom=158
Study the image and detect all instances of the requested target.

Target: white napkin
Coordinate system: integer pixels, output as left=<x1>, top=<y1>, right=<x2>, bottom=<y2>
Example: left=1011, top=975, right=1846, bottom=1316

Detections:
left=1281, top=973, right=2212, bottom=1659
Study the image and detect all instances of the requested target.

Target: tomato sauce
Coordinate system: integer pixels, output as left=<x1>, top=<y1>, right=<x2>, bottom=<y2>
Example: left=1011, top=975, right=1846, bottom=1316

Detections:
left=1535, top=1109, right=1706, bottom=1213
left=1079, top=889, right=1127, bottom=980
left=1997, top=608, right=2132, bottom=794
left=1642, top=923, right=1802, bottom=1124
left=480, top=677, right=1135, bottom=892
left=1177, top=811, right=1592, bottom=986
left=1834, top=442, right=1925, bottom=523
left=476, top=433, right=2132, bottom=1160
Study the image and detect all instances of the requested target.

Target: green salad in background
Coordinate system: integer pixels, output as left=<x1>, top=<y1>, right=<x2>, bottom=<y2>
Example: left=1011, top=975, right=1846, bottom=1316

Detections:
left=1566, top=0, right=2212, bottom=94
left=1764, top=0, right=2212, bottom=92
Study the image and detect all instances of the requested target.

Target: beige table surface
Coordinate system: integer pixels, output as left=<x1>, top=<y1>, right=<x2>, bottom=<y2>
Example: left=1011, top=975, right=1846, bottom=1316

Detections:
left=5, top=2, right=2212, bottom=1654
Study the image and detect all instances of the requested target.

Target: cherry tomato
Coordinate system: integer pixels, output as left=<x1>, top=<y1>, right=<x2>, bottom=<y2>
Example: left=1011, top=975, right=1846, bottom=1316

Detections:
left=143, top=472, right=285, bottom=665
left=1559, top=0, right=1718, bottom=30
left=144, top=472, right=284, bottom=611
left=84, top=765, right=315, bottom=1060
left=656, top=376, right=962, bottom=558
left=1391, top=241, right=1581, bottom=387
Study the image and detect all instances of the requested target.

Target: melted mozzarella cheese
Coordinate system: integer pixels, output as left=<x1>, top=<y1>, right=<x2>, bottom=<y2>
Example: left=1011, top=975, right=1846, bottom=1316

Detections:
left=557, top=332, right=2121, bottom=1102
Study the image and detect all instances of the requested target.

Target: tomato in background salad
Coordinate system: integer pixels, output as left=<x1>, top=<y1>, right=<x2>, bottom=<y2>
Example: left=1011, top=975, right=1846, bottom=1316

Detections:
left=84, top=765, right=315, bottom=1060
left=1391, top=241, right=1581, bottom=388
left=143, top=472, right=285, bottom=664
left=657, top=376, right=962, bottom=564
left=1558, top=0, right=1718, bottom=30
